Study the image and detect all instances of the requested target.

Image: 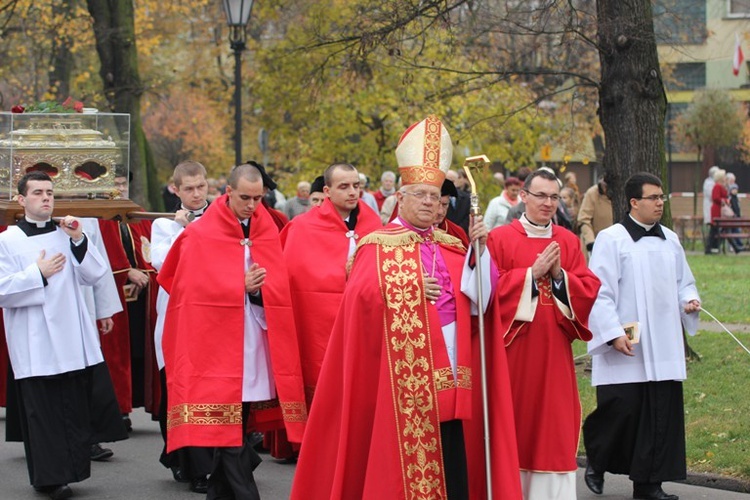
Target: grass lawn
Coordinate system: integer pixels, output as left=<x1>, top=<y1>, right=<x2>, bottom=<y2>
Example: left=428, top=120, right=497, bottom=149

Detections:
left=687, top=253, right=750, bottom=324
left=574, top=253, right=750, bottom=480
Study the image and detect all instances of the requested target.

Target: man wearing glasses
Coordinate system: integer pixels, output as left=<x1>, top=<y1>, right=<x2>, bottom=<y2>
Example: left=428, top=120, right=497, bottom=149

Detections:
left=486, top=168, right=601, bottom=499
left=583, top=172, right=700, bottom=500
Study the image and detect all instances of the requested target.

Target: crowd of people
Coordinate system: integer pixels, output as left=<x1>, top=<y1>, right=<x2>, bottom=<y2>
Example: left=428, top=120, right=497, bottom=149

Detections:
left=0, top=114, right=706, bottom=500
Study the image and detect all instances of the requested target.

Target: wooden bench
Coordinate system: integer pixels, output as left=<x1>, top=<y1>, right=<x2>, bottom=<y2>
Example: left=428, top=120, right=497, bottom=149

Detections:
left=712, top=217, right=750, bottom=253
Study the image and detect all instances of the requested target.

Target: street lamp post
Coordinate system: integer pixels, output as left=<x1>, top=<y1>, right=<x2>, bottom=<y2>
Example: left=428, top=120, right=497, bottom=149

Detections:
left=222, top=0, right=254, bottom=166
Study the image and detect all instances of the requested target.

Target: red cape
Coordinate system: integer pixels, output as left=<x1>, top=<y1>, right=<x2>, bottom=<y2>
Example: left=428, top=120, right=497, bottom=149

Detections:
left=98, top=220, right=160, bottom=416
left=291, top=226, right=521, bottom=499
left=279, top=199, right=381, bottom=404
left=487, top=220, right=600, bottom=472
left=437, top=217, right=469, bottom=249
left=159, top=194, right=307, bottom=451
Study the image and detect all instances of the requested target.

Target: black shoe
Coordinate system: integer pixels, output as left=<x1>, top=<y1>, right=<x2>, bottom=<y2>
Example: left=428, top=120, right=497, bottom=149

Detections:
left=47, top=485, right=73, bottom=500
left=171, top=466, right=190, bottom=483
left=122, top=414, right=133, bottom=432
left=90, top=443, right=114, bottom=461
left=189, top=476, right=209, bottom=494
left=584, top=463, right=604, bottom=494
left=633, top=483, right=678, bottom=500
left=250, top=431, right=266, bottom=451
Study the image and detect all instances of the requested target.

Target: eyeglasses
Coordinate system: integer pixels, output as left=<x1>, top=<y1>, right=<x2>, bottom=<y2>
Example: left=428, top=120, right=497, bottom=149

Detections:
left=402, top=190, right=441, bottom=203
left=636, top=194, right=667, bottom=202
left=524, top=189, right=560, bottom=202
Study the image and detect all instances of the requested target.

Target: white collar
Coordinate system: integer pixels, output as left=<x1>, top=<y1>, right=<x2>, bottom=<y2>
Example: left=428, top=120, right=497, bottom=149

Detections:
left=520, top=213, right=552, bottom=238
left=25, top=216, right=51, bottom=228
left=628, top=214, right=656, bottom=231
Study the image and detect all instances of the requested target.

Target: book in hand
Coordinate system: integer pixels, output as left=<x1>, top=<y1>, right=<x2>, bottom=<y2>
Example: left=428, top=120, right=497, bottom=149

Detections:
left=622, top=321, right=640, bottom=344
left=123, top=283, right=139, bottom=302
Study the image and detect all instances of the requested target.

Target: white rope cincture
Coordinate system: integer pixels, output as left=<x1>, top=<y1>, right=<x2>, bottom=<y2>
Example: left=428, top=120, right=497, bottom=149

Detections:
left=700, top=307, right=750, bottom=357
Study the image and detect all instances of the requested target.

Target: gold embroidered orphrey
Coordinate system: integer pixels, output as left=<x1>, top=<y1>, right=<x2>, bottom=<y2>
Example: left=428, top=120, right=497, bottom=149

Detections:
left=167, top=399, right=307, bottom=431
left=377, top=238, right=447, bottom=499
left=166, top=403, right=243, bottom=430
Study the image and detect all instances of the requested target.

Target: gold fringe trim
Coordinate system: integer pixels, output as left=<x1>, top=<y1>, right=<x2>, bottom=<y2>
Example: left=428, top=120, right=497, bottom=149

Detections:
left=431, top=228, right=465, bottom=250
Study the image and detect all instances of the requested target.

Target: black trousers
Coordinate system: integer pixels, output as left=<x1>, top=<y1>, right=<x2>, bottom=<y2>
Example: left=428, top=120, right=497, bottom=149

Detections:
left=583, top=381, right=686, bottom=484
left=7, top=361, right=126, bottom=445
left=16, top=370, right=93, bottom=488
left=206, top=402, right=263, bottom=500
left=158, top=369, right=213, bottom=478
left=441, top=419, right=469, bottom=500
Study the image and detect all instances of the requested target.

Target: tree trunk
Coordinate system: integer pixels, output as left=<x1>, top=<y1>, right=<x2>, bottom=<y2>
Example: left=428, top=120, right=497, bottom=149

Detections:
left=86, top=0, right=161, bottom=210
left=597, top=0, right=667, bottom=223
left=49, top=2, right=74, bottom=100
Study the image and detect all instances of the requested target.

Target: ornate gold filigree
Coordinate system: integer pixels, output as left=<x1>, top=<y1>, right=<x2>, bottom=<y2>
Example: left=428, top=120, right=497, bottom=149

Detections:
left=379, top=239, right=446, bottom=499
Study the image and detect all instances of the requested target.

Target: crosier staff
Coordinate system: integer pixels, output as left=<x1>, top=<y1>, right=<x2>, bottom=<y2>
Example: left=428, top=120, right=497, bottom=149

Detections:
left=462, top=154, right=494, bottom=499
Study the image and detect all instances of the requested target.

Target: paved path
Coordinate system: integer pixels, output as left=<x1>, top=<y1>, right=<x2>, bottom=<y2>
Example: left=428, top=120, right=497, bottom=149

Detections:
left=2, top=408, right=750, bottom=499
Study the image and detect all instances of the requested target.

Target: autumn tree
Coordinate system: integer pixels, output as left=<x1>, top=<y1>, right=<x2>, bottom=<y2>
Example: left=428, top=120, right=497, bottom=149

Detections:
left=142, top=90, right=233, bottom=176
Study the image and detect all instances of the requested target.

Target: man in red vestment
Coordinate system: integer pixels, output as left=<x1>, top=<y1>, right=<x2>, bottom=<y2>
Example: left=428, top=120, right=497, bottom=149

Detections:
left=291, top=116, right=521, bottom=500
left=280, top=163, right=382, bottom=407
left=159, top=163, right=307, bottom=499
left=486, top=168, right=600, bottom=499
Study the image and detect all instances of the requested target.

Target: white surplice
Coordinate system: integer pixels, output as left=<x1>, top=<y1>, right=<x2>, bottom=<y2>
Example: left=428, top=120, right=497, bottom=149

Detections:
left=151, top=217, right=187, bottom=369
left=587, top=223, right=700, bottom=386
left=0, top=225, right=108, bottom=379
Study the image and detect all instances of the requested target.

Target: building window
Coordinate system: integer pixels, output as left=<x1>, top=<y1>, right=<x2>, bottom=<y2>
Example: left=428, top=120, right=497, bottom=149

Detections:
left=728, top=0, right=750, bottom=18
left=664, top=63, right=707, bottom=90
left=654, top=0, right=707, bottom=44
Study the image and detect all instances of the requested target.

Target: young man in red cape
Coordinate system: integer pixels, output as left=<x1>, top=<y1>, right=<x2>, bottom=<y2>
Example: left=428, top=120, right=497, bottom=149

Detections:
left=291, top=116, right=521, bottom=500
left=158, top=163, right=306, bottom=499
left=486, top=168, right=601, bottom=499
left=280, top=162, right=382, bottom=407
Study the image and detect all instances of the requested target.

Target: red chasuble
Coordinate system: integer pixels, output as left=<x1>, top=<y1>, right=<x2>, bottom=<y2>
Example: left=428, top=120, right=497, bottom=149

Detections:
left=279, top=199, right=381, bottom=404
left=291, top=226, right=521, bottom=500
left=158, top=194, right=306, bottom=451
left=487, top=220, right=600, bottom=473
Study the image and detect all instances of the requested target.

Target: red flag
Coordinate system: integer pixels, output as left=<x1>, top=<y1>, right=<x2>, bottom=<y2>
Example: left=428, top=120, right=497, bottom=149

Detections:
left=733, top=33, right=744, bottom=76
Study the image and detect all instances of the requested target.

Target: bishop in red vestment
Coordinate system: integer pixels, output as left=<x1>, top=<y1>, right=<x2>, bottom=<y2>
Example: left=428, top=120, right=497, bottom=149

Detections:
left=291, top=116, right=521, bottom=500
left=487, top=169, right=600, bottom=499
